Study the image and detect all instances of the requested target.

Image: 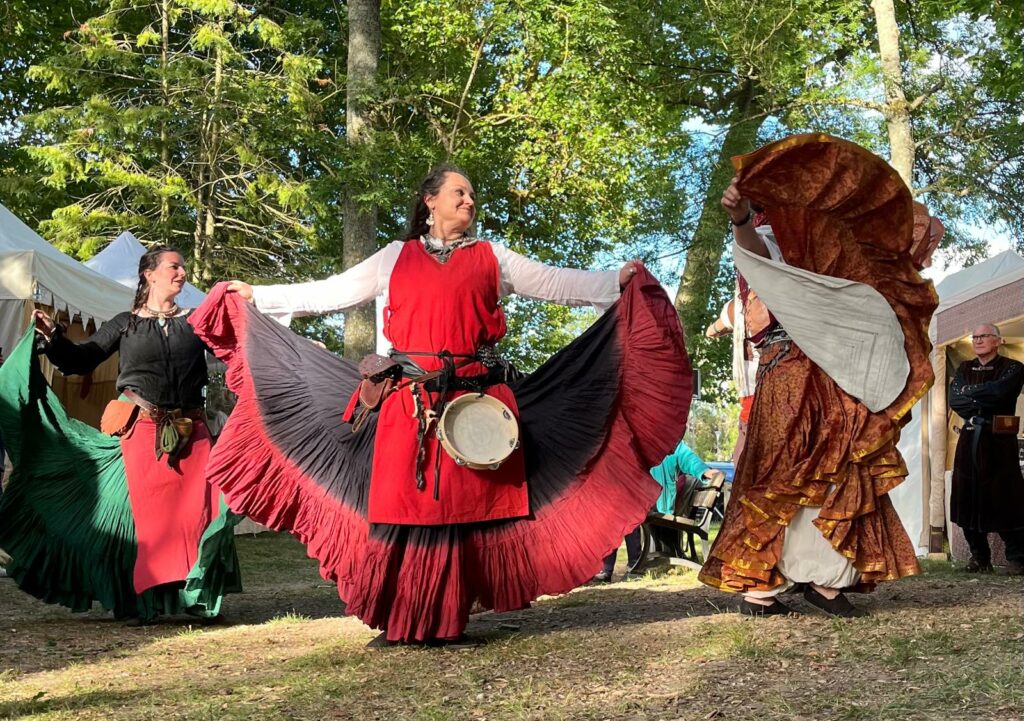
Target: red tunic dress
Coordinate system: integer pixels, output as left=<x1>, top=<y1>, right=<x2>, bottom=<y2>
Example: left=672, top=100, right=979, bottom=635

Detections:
left=369, top=240, right=528, bottom=525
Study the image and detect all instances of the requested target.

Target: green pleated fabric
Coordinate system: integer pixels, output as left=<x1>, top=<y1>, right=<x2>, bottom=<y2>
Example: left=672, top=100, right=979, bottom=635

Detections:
left=0, top=326, right=242, bottom=620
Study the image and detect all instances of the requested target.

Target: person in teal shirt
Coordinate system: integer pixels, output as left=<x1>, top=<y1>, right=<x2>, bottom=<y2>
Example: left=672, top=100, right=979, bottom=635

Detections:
left=650, top=438, right=716, bottom=515
left=593, top=438, right=721, bottom=582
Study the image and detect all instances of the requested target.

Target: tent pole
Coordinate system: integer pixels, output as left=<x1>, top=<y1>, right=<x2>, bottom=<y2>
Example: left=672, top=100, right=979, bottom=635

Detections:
left=928, top=345, right=947, bottom=556
left=919, top=390, right=931, bottom=551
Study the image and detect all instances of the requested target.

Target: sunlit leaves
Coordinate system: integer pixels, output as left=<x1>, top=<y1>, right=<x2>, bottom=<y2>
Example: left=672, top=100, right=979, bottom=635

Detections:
left=18, top=0, right=327, bottom=282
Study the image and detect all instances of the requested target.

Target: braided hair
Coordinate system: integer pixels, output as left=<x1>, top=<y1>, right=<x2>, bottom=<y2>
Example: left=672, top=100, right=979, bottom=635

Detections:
left=131, top=245, right=178, bottom=312
left=404, top=163, right=473, bottom=240
left=125, top=245, right=184, bottom=335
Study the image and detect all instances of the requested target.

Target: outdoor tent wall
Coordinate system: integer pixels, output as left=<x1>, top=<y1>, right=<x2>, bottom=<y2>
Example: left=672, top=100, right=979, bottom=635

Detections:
left=0, top=205, right=134, bottom=427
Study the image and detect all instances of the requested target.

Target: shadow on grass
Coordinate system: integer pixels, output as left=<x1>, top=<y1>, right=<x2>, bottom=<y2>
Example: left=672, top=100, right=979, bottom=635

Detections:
left=469, top=582, right=725, bottom=639
left=0, top=531, right=1010, bottom=682
left=466, top=559, right=1020, bottom=641
left=0, top=687, right=145, bottom=719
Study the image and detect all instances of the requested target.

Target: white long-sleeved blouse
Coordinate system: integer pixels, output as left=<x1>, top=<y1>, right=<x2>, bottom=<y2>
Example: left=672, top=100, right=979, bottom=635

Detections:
left=252, top=237, right=621, bottom=325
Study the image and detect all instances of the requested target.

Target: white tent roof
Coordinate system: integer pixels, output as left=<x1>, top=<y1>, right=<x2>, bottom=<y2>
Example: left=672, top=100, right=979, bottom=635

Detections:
left=934, top=249, right=1024, bottom=312
left=84, top=231, right=207, bottom=308
left=0, top=202, right=133, bottom=325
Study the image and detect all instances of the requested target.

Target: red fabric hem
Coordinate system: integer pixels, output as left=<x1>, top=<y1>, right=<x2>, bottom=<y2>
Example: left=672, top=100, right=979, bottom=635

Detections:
left=120, top=417, right=217, bottom=594
left=468, top=268, right=692, bottom=610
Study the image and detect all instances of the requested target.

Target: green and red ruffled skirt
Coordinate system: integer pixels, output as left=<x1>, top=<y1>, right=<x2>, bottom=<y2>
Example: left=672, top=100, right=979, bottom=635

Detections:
left=0, top=327, right=241, bottom=621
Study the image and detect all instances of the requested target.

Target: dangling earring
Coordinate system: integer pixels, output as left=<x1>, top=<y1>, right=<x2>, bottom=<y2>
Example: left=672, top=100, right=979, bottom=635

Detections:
left=426, top=211, right=434, bottom=227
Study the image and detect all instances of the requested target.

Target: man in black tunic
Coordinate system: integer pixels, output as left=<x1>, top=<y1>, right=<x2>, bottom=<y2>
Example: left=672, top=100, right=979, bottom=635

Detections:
left=949, top=323, right=1024, bottom=574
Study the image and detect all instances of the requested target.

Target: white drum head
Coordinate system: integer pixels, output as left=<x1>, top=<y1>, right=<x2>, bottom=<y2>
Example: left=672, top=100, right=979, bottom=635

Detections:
left=438, top=394, right=519, bottom=469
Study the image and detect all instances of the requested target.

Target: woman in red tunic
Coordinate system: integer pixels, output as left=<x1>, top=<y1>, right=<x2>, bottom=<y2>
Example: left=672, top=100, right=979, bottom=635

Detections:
left=191, top=164, right=692, bottom=644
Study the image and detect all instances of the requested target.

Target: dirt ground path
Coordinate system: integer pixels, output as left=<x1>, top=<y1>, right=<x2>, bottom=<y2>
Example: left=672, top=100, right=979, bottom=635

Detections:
left=0, top=533, right=1021, bottom=720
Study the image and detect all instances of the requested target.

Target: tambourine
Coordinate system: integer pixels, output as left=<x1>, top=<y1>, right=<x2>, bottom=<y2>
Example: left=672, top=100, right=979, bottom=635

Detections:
left=436, top=393, right=520, bottom=470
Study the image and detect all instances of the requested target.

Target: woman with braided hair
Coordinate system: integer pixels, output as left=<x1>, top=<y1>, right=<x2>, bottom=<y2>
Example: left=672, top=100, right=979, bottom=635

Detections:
left=0, top=246, right=240, bottom=624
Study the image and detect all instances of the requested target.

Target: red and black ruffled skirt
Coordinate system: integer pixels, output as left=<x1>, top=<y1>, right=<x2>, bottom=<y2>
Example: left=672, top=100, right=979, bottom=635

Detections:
left=190, top=269, right=690, bottom=642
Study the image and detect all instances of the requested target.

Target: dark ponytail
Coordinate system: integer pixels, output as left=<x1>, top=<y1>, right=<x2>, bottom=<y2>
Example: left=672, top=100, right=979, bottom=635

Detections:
left=404, top=163, right=472, bottom=240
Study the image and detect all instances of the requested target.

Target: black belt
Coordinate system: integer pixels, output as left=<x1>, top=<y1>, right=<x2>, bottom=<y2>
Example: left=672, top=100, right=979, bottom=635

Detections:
left=964, top=415, right=991, bottom=478
left=390, top=348, right=516, bottom=499
left=422, top=366, right=509, bottom=394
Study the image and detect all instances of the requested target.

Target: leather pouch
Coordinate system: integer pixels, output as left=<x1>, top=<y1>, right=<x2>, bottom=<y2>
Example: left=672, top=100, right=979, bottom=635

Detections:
left=992, top=415, right=1020, bottom=435
left=344, top=354, right=404, bottom=430
left=100, top=400, right=139, bottom=437
left=156, top=414, right=195, bottom=463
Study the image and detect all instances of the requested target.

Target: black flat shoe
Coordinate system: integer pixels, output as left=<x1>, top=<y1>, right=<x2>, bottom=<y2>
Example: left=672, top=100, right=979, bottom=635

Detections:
left=590, top=571, right=613, bottom=584
left=199, top=614, right=233, bottom=627
left=739, top=598, right=797, bottom=616
left=124, top=616, right=155, bottom=628
left=964, top=558, right=993, bottom=573
left=424, top=634, right=485, bottom=650
left=803, top=587, right=867, bottom=618
left=1001, top=561, right=1024, bottom=577
left=366, top=631, right=398, bottom=649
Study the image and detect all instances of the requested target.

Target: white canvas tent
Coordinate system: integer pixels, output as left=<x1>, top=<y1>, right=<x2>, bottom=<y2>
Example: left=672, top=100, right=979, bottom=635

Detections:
left=898, top=249, right=1024, bottom=561
left=84, top=231, right=207, bottom=307
left=0, top=203, right=134, bottom=355
left=0, top=203, right=134, bottom=426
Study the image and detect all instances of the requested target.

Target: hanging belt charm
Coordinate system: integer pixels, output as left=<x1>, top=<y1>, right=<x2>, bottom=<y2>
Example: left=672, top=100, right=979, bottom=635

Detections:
left=410, top=384, right=437, bottom=492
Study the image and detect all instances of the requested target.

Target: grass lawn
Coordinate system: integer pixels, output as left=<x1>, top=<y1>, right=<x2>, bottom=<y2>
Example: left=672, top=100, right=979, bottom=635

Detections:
left=0, top=533, right=1021, bottom=721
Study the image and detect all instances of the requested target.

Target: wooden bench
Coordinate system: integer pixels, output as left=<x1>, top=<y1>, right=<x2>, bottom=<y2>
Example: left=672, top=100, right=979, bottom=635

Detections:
left=631, top=470, right=729, bottom=572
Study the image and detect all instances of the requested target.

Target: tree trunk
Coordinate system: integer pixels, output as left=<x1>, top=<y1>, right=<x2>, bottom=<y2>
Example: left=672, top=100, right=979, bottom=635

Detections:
left=191, top=168, right=206, bottom=283
left=341, top=0, right=380, bottom=360
left=871, top=0, right=914, bottom=187
left=673, top=91, right=765, bottom=395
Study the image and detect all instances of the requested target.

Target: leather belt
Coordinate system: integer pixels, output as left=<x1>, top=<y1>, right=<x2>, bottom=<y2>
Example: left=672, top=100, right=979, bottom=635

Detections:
left=137, top=407, right=205, bottom=422
left=422, top=366, right=510, bottom=394
left=124, top=388, right=204, bottom=422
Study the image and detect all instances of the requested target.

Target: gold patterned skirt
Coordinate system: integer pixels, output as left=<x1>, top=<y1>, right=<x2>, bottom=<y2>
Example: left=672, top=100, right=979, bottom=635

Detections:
left=698, top=339, right=921, bottom=594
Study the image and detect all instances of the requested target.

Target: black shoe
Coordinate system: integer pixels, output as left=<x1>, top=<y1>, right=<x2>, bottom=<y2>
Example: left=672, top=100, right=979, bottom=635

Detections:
left=1001, top=561, right=1024, bottom=577
left=125, top=616, right=155, bottom=628
left=366, top=631, right=398, bottom=649
left=590, top=571, right=613, bottom=584
left=802, top=587, right=868, bottom=618
left=964, top=558, right=993, bottom=573
left=199, top=614, right=233, bottom=627
left=424, top=634, right=485, bottom=650
left=738, top=598, right=797, bottom=617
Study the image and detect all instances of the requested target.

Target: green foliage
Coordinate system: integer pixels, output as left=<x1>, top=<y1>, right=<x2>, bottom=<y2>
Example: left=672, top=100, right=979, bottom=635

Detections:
left=0, top=0, right=104, bottom=223
left=685, top=396, right=740, bottom=463
left=17, top=0, right=331, bottom=285
left=776, top=1, right=1024, bottom=237
left=370, top=0, right=691, bottom=261
left=500, top=298, right=597, bottom=373
left=3, top=0, right=1023, bottom=380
